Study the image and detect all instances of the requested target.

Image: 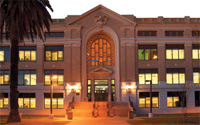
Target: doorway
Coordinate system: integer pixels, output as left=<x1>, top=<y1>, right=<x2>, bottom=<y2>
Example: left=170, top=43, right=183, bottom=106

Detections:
left=94, top=80, right=108, bottom=101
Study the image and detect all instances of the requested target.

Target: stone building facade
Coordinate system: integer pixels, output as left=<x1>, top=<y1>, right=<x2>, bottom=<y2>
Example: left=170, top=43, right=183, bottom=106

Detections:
left=0, top=5, right=200, bottom=115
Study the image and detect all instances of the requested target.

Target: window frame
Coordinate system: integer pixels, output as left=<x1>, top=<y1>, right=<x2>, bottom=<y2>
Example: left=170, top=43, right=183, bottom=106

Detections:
left=165, top=31, right=184, bottom=37
left=138, top=31, right=157, bottom=37
left=138, top=45, right=158, bottom=60
left=195, top=91, right=200, bottom=107
left=18, top=70, right=36, bottom=86
left=166, top=45, right=185, bottom=60
left=192, top=31, right=200, bottom=37
left=0, top=70, right=9, bottom=85
left=139, top=92, right=159, bottom=108
left=193, top=68, right=200, bottom=84
left=0, top=93, right=8, bottom=109
left=192, top=44, right=200, bottom=60
left=19, top=46, right=37, bottom=62
left=139, top=69, right=158, bottom=85
left=166, top=69, right=185, bottom=84
left=44, top=70, right=64, bottom=86
left=167, top=91, right=186, bottom=108
left=45, top=32, right=64, bottom=38
left=44, top=93, right=64, bottom=109
left=0, top=47, right=10, bottom=62
left=18, top=93, right=36, bottom=109
left=45, top=46, right=64, bottom=61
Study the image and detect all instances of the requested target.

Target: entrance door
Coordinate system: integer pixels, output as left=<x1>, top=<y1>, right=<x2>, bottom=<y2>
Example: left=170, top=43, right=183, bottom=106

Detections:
left=94, top=80, right=108, bottom=101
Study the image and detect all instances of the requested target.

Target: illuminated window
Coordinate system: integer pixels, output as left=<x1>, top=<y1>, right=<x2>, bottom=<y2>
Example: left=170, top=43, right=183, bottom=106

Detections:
left=0, top=47, right=10, bottom=62
left=45, top=46, right=63, bottom=61
left=19, top=47, right=36, bottom=61
left=193, top=68, right=200, bottom=84
left=192, top=45, right=200, bottom=59
left=139, top=92, right=159, bottom=108
left=0, top=93, right=8, bottom=108
left=87, top=34, right=115, bottom=66
left=138, top=45, right=158, bottom=60
left=165, top=31, right=184, bottom=36
left=18, top=93, right=35, bottom=109
left=166, top=45, right=184, bottom=60
left=167, top=92, right=186, bottom=107
left=166, top=69, right=185, bottom=84
left=111, top=79, right=115, bottom=101
left=87, top=80, right=91, bottom=101
left=139, top=69, right=158, bottom=84
left=195, top=91, right=200, bottom=107
left=192, top=31, right=200, bottom=37
left=0, top=71, right=9, bottom=85
left=45, top=32, right=64, bottom=38
left=44, top=93, right=63, bottom=109
left=138, top=31, right=157, bottom=36
left=44, top=70, right=63, bottom=85
left=18, top=71, right=36, bottom=85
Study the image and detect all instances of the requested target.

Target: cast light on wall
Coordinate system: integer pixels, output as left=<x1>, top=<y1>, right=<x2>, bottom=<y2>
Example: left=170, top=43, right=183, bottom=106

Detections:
left=69, top=85, right=78, bottom=94
left=125, top=83, right=134, bottom=93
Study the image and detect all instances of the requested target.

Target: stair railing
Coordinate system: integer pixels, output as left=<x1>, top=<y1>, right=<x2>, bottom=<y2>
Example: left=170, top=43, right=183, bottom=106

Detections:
left=128, top=96, right=135, bottom=112
left=66, top=96, right=75, bottom=114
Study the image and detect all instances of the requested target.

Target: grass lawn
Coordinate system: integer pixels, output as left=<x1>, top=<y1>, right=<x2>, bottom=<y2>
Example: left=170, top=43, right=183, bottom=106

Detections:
left=127, top=114, right=200, bottom=124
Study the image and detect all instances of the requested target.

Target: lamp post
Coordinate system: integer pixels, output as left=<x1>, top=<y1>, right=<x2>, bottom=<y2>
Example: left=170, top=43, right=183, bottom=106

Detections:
left=145, top=80, right=153, bottom=118
left=49, top=75, right=58, bottom=119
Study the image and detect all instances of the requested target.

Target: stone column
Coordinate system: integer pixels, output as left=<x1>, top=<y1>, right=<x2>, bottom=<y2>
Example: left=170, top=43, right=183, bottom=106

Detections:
left=91, top=79, right=95, bottom=101
left=108, top=78, right=111, bottom=102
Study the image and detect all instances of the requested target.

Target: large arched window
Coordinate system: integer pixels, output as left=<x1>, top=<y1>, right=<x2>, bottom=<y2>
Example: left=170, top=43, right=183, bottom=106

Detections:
left=87, top=34, right=115, bottom=66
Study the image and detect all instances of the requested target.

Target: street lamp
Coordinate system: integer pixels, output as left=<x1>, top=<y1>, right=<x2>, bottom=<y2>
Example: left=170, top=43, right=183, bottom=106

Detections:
left=145, top=80, right=153, bottom=118
left=49, top=75, right=58, bottom=119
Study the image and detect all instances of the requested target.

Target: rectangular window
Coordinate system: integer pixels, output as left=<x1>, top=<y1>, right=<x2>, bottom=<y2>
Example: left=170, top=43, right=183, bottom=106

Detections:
left=87, top=80, right=91, bottom=101
left=44, top=70, right=64, bottom=85
left=45, top=46, right=64, bottom=61
left=139, top=69, right=158, bottom=84
left=192, top=44, right=200, bottom=59
left=165, top=31, right=184, bottom=36
left=45, top=32, right=64, bottom=38
left=138, top=45, right=158, bottom=60
left=111, top=79, right=115, bottom=101
left=167, top=92, right=186, bottom=107
left=0, top=47, right=10, bottom=62
left=193, top=68, right=200, bottom=84
left=19, top=46, right=36, bottom=61
left=0, top=93, right=8, bottom=108
left=139, top=92, right=159, bottom=108
left=138, top=31, right=157, bottom=36
left=166, top=69, right=185, bottom=84
left=18, top=71, right=36, bottom=85
left=18, top=93, right=36, bottom=109
left=0, top=70, right=9, bottom=85
left=44, top=93, right=63, bottom=109
left=192, top=31, right=200, bottom=36
left=195, top=91, right=200, bottom=107
left=166, top=45, right=184, bottom=60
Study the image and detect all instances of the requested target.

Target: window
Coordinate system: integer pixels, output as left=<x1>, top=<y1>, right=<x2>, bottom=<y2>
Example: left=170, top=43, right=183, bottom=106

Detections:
left=19, top=46, right=36, bottom=61
left=193, top=68, right=200, bottom=84
left=0, top=93, right=8, bottom=108
left=195, top=91, right=200, bottom=107
left=192, top=31, right=200, bottom=36
left=111, top=79, right=115, bottom=101
left=0, top=47, right=10, bottom=62
left=0, top=70, right=9, bottom=85
left=138, top=31, right=157, bottom=36
left=2, top=33, right=10, bottom=39
left=139, top=92, right=159, bottom=108
left=18, top=93, right=36, bottom=109
left=166, top=45, right=184, bottom=60
left=165, top=31, right=184, bottom=36
left=138, top=45, right=158, bottom=60
left=44, top=93, right=63, bottom=109
left=45, top=32, right=64, bottom=38
left=167, top=92, right=186, bottom=107
left=192, top=44, right=200, bottom=59
left=166, top=69, right=185, bottom=84
left=18, top=71, right=36, bottom=85
left=87, top=80, right=91, bottom=101
left=139, top=69, right=158, bottom=84
left=44, top=70, right=64, bottom=85
left=87, top=34, right=115, bottom=66
left=45, top=46, right=64, bottom=61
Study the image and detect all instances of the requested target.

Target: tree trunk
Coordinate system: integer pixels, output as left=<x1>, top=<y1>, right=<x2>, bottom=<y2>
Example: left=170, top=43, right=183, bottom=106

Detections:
left=7, top=37, right=21, bottom=123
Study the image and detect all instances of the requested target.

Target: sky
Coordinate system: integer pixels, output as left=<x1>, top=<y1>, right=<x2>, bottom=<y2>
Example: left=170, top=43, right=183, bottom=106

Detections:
left=48, top=0, right=200, bottom=19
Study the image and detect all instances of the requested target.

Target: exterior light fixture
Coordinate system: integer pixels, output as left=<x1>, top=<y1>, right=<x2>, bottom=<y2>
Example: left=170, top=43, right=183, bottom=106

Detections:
left=70, top=85, right=78, bottom=94
left=125, top=83, right=133, bottom=93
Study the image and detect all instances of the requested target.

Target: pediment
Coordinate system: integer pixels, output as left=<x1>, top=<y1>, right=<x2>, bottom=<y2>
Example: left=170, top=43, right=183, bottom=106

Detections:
left=89, top=66, right=113, bottom=75
left=67, top=4, right=136, bottom=25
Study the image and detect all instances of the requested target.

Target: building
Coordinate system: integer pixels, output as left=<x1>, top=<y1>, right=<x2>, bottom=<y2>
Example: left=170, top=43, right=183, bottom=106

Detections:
left=0, top=5, right=200, bottom=116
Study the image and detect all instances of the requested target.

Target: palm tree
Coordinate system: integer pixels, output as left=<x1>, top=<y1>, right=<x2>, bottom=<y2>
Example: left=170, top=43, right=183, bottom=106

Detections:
left=0, top=0, right=53, bottom=123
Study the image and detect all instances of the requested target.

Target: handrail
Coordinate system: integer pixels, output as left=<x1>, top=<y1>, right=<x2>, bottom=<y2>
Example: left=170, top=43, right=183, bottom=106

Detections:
left=66, top=96, right=75, bottom=114
left=129, top=96, right=134, bottom=112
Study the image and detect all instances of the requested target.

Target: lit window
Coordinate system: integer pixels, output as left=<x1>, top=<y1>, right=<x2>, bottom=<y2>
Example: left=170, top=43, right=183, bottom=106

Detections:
left=18, top=93, right=36, bottom=109
left=44, top=70, right=63, bottom=85
left=195, top=91, right=200, bottom=107
left=139, top=92, right=159, bottom=108
left=138, top=45, right=158, bottom=60
left=166, top=69, right=185, bottom=84
left=19, top=47, right=36, bottom=61
left=87, top=34, right=115, bottom=66
left=45, top=46, right=63, bottom=61
left=0, top=71, right=9, bottom=85
left=0, top=47, right=10, bottom=62
left=166, top=45, right=184, bottom=60
left=111, top=79, right=115, bottom=101
left=192, top=45, right=200, bottom=59
left=87, top=80, right=91, bottom=101
left=18, top=71, right=36, bottom=85
left=193, top=69, right=200, bottom=84
left=167, top=92, right=186, bottom=107
left=139, top=69, right=158, bottom=84
left=0, top=93, right=8, bottom=108
left=44, top=93, right=63, bottom=109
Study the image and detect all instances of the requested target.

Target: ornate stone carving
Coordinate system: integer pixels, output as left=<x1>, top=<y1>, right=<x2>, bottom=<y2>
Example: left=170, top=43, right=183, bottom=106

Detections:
left=94, top=16, right=108, bottom=27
